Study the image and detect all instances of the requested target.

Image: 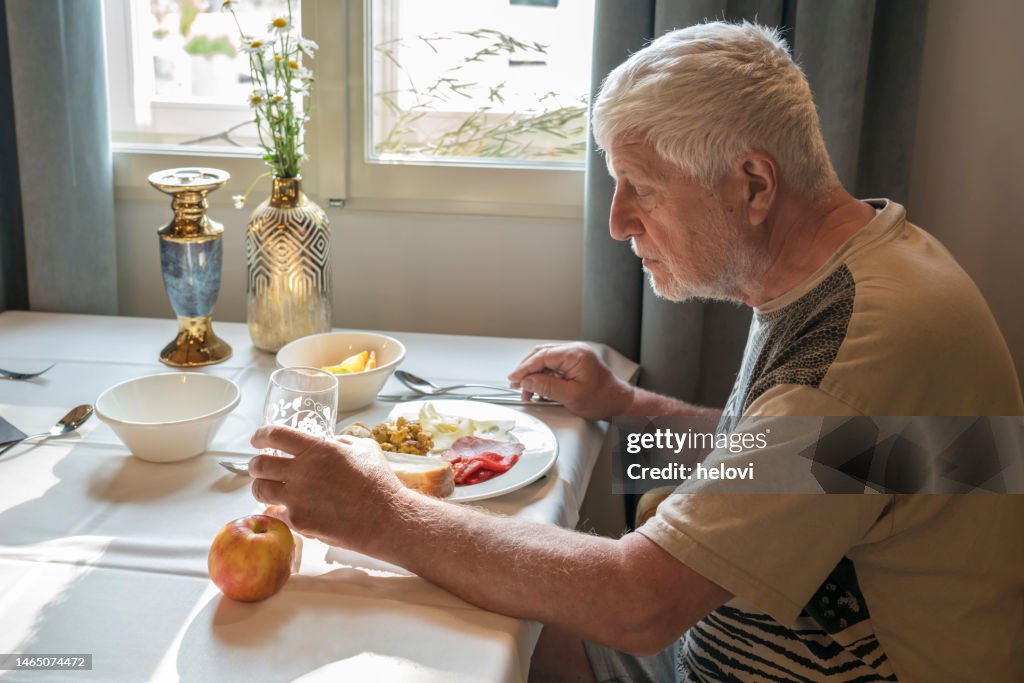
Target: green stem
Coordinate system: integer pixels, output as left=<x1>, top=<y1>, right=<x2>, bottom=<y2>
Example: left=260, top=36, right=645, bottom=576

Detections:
left=229, top=0, right=308, bottom=177
left=239, top=171, right=271, bottom=203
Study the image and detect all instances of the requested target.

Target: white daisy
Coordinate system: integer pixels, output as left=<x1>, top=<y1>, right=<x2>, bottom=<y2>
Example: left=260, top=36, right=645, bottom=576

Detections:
left=220, top=0, right=241, bottom=12
left=286, top=61, right=312, bottom=82
left=239, top=37, right=269, bottom=55
left=267, top=16, right=292, bottom=34
left=232, top=194, right=246, bottom=209
left=248, top=89, right=268, bottom=107
left=298, top=37, right=319, bottom=58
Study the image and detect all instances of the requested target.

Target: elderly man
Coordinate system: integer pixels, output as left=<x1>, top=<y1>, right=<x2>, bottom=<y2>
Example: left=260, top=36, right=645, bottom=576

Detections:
left=249, top=22, right=1023, bottom=683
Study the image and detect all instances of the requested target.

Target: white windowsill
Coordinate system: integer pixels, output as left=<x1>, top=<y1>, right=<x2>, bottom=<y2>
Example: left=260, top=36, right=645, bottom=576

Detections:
left=112, top=147, right=585, bottom=220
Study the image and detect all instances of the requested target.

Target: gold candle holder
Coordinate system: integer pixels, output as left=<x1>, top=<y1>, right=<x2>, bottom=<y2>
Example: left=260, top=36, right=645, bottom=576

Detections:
left=148, top=167, right=233, bottom=367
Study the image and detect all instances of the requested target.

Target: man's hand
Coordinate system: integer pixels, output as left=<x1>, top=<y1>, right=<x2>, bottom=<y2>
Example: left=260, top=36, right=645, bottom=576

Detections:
left=249, top=427, right=403, bottom=550
left=508, top=342, right=634, bottom=420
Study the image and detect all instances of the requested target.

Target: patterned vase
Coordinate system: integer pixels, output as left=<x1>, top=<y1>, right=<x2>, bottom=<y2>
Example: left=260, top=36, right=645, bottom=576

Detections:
left=246, top=176, right=332, bottom=352
left=148, top=167, right=233, bottom=367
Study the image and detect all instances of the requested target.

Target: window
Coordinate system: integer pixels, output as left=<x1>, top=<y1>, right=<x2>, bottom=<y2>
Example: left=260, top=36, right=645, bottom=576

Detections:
left=106, top=0, right=299, bottom=149
left=104, top=0, right=594, bottom=217
left=368, top=0, right=593, bottom=168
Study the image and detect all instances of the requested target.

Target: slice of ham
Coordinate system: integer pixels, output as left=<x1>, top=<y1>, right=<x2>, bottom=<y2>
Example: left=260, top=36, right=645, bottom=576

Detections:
left=443, top=436, right=524, bottom=486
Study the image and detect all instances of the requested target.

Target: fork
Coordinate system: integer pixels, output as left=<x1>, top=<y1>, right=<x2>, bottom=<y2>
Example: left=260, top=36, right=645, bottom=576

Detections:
left=0, top=363, right=56, bottom=380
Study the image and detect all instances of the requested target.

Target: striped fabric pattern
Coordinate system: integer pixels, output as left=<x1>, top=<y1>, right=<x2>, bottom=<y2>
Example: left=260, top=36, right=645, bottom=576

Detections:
left=680, top=605, right=898, bottom=682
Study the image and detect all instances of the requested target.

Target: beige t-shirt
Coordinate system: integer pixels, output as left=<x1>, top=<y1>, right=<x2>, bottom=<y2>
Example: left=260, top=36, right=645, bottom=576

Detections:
left=639, top=200, right=1024, bottom=682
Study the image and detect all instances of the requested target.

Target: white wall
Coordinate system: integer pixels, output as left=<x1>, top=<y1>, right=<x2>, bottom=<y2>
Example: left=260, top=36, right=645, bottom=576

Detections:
left=907, top=0, right=1024, bottom=388
left=115, top=201, right=584, bottom=340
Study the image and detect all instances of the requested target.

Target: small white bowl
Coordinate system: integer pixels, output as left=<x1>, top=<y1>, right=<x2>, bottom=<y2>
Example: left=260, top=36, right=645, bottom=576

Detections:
left=96, top=373, right=241, bottom=463
left=276, top=331, right=406, bottom=412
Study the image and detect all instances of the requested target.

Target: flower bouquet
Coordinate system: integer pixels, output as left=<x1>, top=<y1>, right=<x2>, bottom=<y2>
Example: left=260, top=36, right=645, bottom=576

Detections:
left=222, top=0, right=332, bottom=352
left=222, top=0, right=317, bottom=204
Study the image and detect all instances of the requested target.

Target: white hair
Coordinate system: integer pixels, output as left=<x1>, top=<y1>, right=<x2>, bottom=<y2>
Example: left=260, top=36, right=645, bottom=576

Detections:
left=591, top=21, right=837, bottom=198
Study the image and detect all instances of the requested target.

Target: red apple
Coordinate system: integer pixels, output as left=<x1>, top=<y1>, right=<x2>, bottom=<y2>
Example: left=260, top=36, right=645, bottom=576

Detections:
left=208, top=514, right=296, bottom=602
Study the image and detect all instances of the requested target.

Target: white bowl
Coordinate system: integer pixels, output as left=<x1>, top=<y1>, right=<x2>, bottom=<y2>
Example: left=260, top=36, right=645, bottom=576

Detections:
left=276, top=331, right=406, bottom=412
left=96, top=373, right=241, bottom=463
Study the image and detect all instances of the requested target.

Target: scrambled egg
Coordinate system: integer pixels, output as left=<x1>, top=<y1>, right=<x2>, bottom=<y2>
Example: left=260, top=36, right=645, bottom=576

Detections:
left=369, top=416, right=434, bottom=455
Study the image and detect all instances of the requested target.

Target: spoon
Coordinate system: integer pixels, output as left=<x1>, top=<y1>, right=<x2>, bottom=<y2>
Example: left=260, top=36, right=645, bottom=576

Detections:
left=219, top=460, right=251, bottom=476
left=395, top=370, right=520, bottom=396
left=0, top=363, right=56, bottom=380
left=0, top=404, right=94, bottom=456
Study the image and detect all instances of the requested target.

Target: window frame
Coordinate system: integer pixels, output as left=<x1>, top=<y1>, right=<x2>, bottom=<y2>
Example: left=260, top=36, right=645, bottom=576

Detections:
left=107, top=0, right=585, bottom=219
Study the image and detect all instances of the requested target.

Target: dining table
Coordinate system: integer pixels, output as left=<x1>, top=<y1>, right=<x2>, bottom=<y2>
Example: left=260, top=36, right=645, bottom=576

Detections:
left=0, top=310, right=636, bottom=683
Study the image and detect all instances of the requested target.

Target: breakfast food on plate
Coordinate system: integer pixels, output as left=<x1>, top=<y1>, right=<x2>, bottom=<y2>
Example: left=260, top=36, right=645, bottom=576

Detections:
left=337, top=420, right=450, bottom=497
left=322, top=350, right=377, bottom=374
left=443, top=436, right=524, bottom=486
left=417, top=402, right=515, bottom=451
left=338, top=403, right=524, bottom=493
left=385, top=451, right=455, bottom=498
left=369, top=416, right=434, bottom=455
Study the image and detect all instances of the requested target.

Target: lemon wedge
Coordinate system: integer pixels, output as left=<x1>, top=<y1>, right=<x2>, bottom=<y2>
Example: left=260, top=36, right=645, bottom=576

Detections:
left=323, top=350, right=369, bottom=374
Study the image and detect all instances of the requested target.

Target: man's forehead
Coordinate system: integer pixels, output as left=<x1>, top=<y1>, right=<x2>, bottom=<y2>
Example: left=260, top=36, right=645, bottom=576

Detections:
left=609, top=138, right=648, bottom=160
left=608, top=139, right=673, bottom=178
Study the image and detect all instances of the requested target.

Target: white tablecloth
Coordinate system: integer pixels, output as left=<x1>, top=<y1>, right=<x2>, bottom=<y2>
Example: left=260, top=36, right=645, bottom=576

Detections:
left=0, top=311, right=635, bottom=682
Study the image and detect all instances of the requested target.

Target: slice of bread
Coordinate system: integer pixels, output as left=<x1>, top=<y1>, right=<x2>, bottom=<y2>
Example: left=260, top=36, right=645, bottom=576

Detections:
left=384, top=452, right=454, bottom=498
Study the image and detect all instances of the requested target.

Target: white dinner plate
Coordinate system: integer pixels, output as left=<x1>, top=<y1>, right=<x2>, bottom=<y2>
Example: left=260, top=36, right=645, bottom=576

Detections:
left=387, top=400, right=559, bottom=503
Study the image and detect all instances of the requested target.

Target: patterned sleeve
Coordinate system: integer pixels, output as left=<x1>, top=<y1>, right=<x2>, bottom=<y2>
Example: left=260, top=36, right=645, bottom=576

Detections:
left=636, top=384, right=894, bottom=624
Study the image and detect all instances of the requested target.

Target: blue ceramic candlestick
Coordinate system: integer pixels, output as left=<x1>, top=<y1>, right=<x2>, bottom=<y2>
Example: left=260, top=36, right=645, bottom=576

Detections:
left=148, top=167, right=232, bottom=366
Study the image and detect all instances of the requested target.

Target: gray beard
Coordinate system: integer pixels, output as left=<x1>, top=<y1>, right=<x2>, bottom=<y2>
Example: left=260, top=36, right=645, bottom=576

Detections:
left=644, top=247, right=764, bottom=305
left=630, top=204, right=769, bottom=305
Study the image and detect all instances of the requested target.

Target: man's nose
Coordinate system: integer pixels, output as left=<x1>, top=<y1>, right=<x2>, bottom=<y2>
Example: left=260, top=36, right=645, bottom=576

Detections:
left=609, top=186, right=642, bottom=242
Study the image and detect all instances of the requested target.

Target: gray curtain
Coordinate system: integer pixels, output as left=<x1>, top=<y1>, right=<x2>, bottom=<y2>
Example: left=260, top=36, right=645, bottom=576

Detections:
left=3, top=0, right=117, bottom=314
left=0, top=0, right=27, bottom=312
left=583, top=0, right=928, bottom=408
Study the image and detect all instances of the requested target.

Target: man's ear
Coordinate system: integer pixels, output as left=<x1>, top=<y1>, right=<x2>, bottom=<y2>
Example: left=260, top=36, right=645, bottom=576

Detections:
left=738, top=153, right=777, bottom=226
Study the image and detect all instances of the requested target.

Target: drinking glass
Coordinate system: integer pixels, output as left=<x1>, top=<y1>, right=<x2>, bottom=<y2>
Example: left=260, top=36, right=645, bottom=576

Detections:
left=262, top=367, right=339, bottom=448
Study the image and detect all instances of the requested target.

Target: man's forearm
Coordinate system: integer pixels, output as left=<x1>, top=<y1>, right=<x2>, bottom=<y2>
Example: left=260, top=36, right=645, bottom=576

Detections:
left=623, top=386, right=723, bottom=418
left=362, top=489, right=647, bottom=649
